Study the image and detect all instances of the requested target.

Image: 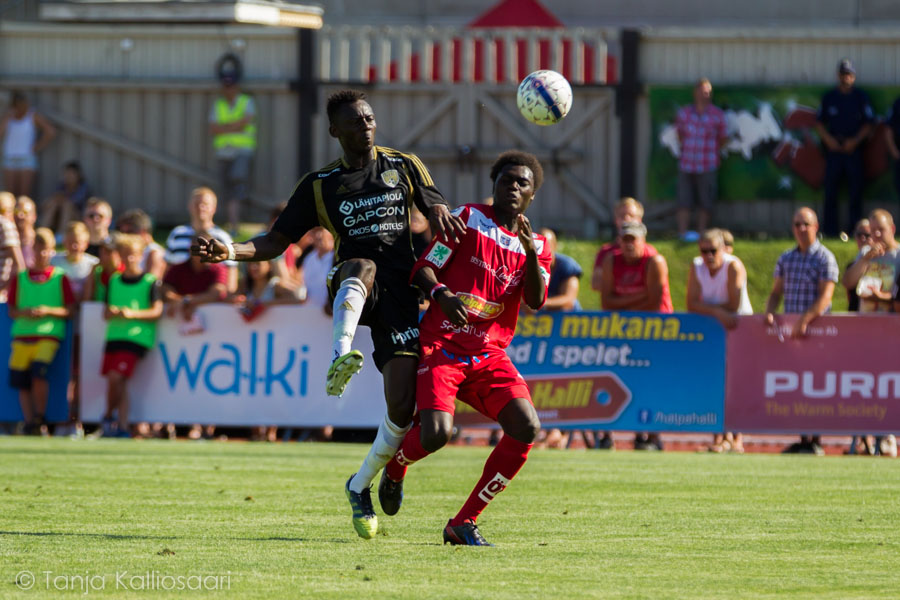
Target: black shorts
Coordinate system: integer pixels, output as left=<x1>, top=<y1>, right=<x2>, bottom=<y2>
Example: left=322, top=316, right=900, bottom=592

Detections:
left=328, top=263, right=421, bottom=372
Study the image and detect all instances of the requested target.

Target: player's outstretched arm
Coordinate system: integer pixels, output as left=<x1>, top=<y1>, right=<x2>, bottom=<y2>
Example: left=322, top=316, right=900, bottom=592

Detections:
left=192, top=230, right=292, bottom=263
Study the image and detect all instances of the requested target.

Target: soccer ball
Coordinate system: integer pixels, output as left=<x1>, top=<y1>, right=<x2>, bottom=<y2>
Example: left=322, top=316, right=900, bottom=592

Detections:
left=516, top=70, right=573, bottom=126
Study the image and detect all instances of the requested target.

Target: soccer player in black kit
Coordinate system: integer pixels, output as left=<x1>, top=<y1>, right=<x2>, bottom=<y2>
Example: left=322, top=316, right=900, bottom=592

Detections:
left=193, top=90, right=465, bottom=539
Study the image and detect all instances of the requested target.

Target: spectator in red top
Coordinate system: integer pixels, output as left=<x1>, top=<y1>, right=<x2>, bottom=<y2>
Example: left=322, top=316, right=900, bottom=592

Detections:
left=591, top=198, right=659, bottom=451
left=600, top=221, right=671, bottom=451
left=161, top=251, right=228, bottom=323
left=7, top=227, right=75, bottom=435
left=675, top=78, right=729, bottom=241
left=600, top=222, right=672, bottom=313
left=161, top=243, right=227, bottom=440
left=592, top=197, right=658, bottom=297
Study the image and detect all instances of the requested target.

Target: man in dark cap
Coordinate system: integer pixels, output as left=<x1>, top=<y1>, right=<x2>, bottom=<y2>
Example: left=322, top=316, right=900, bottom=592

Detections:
left=815, top=58, right=874, bottom=236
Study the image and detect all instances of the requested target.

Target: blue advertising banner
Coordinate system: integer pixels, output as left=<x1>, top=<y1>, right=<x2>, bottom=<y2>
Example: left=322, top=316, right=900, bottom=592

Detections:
left=0, top=311, right=72, bottom=423
left=454, top=311, right=726, bottom=431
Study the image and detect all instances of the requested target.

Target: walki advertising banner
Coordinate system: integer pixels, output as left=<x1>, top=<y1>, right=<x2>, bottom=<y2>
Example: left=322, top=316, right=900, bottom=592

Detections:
left=726, top=315, right=900, bottom=434
left=454, top=311, right=726, bottom=431
left=79, top=303, right=384, bottom=427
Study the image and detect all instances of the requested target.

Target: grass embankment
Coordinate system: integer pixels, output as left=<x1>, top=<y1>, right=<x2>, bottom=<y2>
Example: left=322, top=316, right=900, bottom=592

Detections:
left=559, top=236, right=859, bottom=313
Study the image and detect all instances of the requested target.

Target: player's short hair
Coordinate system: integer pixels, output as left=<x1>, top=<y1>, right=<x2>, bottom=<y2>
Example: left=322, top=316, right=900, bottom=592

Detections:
left=34, top=227, right=56, bottom=249
left=489, top=150, right=544, bottom=191
left=115, top=233, right=146, bottom=254
left=117, top=209, right=153, bottom=234
left=327, top=89, right=368, bottom=124
left=615, top=197, right=644, bottom=220
left=65, top=221, right=89, bottom=240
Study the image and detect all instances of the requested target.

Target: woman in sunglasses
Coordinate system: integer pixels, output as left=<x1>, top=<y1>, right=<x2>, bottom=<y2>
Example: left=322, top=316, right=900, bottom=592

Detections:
left=687, top=228, right=752, bottom=453
left=687, top=228, right=752, bottom=330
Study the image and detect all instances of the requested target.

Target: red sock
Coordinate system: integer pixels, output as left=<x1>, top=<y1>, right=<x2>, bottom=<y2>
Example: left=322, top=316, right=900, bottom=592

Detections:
left=450, top=435, right=533, bottom=526
left=385, top=423, right=430, bottom=481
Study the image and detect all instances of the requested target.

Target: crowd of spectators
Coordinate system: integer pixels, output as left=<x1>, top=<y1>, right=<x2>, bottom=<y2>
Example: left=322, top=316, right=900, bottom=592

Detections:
left=0, top=181, right=324, bottom=440
left=2, top=72, right=899, bottom=454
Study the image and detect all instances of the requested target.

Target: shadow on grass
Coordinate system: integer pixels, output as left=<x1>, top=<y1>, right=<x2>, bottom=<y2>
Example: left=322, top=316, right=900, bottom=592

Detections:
left=0, top=531, right=331, bottom=543
left=0, top=531, right=180, bottom=540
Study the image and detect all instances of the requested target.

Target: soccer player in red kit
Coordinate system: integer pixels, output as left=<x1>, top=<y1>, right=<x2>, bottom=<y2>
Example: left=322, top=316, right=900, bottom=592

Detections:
left=379, top=151, right=552, bottom=546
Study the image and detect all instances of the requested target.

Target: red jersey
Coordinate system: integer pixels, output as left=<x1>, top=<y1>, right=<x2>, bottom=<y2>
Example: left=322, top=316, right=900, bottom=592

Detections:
left=162, top=261, right=227, bottom=296
left=611, top=246, right=673, bottom=313
left=413, top=204, right=553, bottom=354
left=593, top=240, right=658, bottom=271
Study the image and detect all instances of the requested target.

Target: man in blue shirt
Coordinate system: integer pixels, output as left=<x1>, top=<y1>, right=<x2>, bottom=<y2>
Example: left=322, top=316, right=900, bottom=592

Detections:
left=764, top=207, right=839, bottom=455
left=815, top=58, right=874, bottom=237
left=537, top=228, right=581, bottom=311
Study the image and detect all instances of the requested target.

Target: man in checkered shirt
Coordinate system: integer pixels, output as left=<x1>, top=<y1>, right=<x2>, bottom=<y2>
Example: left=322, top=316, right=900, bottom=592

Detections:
left=675, top=78, right=729, bottom=241
left=764, top=206, right=839, bottom=455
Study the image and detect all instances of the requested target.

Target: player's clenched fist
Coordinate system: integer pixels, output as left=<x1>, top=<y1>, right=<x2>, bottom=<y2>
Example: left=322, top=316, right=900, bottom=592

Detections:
left=433, top=288, right=468, bottom=327
left=191, top=236, right=229, bottom=263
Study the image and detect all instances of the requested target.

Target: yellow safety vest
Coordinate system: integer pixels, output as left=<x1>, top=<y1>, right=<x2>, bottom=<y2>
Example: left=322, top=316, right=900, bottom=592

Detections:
left=213, top=94, right=257, bottom=151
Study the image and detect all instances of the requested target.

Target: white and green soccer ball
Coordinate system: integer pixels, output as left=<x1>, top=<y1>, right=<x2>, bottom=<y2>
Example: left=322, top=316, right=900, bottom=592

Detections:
left=516, top=69, right=573, bottom=126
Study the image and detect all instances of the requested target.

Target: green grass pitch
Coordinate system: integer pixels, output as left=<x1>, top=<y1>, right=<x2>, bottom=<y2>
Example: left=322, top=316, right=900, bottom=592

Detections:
left=2, top=438, right=898, bottom=598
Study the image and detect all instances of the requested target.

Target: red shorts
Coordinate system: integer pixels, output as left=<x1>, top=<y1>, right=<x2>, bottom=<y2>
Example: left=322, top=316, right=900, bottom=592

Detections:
left=101, top=349, right=142, bottom=378
left=416, top=345, right=531, bottom=421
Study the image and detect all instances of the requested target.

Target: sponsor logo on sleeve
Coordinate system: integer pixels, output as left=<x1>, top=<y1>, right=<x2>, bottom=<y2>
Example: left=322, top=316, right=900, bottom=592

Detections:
left=425, top=242, right=453, bottom=268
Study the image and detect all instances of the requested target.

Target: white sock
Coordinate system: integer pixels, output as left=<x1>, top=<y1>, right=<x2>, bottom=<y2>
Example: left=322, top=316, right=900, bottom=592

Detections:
left=349, top=415, right=411, bottom=492
left=331, top=277, right=367, bottom=360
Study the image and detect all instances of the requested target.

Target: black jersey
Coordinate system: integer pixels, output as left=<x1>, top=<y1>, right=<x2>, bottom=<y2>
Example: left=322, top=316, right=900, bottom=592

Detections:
left=273, top=146, right=446, bottom=278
